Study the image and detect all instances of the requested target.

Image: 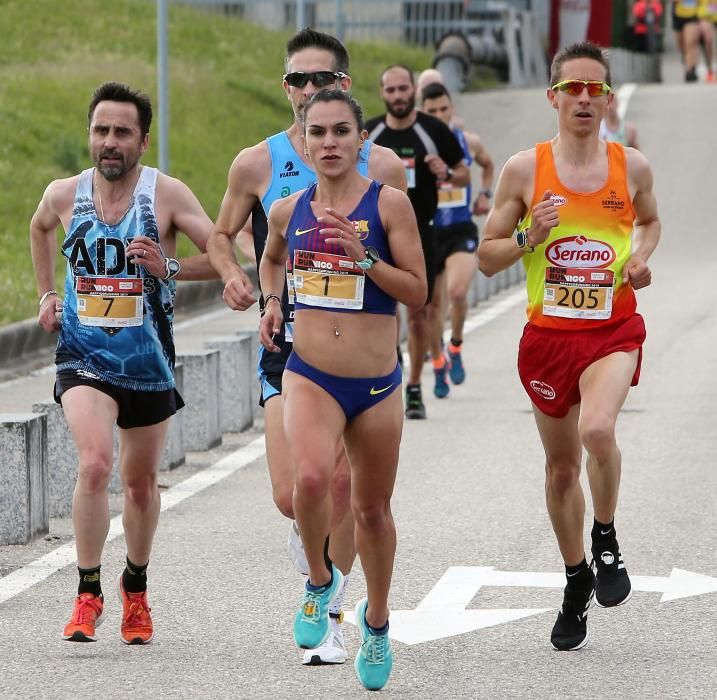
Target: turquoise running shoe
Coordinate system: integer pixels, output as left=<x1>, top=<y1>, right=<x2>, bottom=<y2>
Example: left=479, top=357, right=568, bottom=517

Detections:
left=433, top=362, right=450, bottom=398
left=293, top=565, right=343, bottom=650
left=448, top=348, right=466, bottom=384
left=354, top=598, right=393, bottom=691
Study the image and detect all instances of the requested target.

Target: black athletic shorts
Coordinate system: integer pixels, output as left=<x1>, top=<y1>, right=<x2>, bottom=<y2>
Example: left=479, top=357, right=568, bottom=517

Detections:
left=672, top=6, right=699, bottom=31
left=435, top=220, right=479, bottom=274
left=54, top=369, right=184, bottom=429
left=257, top=337, right=293, bottom=407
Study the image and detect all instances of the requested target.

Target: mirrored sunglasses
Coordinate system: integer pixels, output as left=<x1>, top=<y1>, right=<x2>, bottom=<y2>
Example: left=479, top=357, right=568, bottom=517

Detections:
left=551, top=79, right=611, bottom=97
left=283, top=71, right=348, bottom=89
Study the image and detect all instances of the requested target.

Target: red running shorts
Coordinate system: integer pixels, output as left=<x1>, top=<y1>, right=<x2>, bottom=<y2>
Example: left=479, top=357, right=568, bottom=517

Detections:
left=517, top=313, right=646, bottom=418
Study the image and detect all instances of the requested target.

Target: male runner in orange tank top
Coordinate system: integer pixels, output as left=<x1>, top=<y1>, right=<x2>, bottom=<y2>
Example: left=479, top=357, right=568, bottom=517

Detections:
left=477, top=42, right=661, bottom=651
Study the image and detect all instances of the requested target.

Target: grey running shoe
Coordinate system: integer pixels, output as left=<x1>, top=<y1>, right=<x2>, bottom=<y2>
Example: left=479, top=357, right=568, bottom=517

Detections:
left=302, top=614, right=348, bottom=665
left=405, top=385, right=426, bottom=419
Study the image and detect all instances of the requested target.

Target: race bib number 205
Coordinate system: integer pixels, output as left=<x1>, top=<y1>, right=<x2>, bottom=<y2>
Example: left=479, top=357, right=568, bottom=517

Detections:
left=542, top=267, right=614, bottom=320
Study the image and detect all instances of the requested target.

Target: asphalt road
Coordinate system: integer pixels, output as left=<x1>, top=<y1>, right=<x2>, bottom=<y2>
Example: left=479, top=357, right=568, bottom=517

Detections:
left=1, top=71, right=716, bottom=698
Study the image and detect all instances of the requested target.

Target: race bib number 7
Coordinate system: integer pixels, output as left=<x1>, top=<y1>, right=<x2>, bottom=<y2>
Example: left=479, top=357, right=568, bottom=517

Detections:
left=292, top=250, right=364, bottom=310
left=542, top=267, right=614, bottom=320
left=76, top=276, right=144, bottom=327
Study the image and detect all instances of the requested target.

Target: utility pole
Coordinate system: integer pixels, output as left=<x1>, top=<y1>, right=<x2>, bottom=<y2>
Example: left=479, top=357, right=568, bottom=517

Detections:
left=157, top=0, right=169, bottom=173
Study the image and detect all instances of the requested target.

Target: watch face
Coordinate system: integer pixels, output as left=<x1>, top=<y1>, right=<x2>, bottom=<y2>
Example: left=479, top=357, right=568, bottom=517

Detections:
left=366, top=246, right=380, bottom=263
left=167, top=259, right=181, bottom=277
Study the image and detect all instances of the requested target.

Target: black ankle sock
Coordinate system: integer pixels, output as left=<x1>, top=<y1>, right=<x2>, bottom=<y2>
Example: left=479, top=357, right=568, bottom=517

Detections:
left=449, top=338, right=463, bottom=348
left=367, top=620, right=389, bottom=636
left=122, top=557, right=148, bottom=593
left=323, top=535, right=332, bottom=573
left=591, top=517, right=616, bottom=544
left=565, top=558, right=592, bottom=594
left=78, top=565, right=102, bottom=597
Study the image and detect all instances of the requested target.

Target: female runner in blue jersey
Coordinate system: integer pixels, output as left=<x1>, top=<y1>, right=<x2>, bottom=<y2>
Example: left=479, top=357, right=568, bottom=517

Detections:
left=259, top=89, right=426, bottom=691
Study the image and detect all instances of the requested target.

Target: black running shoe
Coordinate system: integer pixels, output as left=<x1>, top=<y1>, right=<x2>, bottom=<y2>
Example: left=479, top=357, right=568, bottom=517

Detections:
left=551, top=572, right=595, bottom=651
left=591, top=539, right=632, bottom=607
left=405, top=385, right=426, bottom=419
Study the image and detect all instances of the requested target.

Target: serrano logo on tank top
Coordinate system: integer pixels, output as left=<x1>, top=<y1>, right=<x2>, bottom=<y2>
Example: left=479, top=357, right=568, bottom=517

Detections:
left=602, top=189, right=626, bottom=211
left=550, top=195, right=568, bottom=207
left=545, top=236, right=616, bottom=269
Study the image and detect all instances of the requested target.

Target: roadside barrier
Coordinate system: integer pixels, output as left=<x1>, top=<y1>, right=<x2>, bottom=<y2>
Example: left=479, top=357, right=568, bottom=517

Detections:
left=0, top=262, right=523, bottom=545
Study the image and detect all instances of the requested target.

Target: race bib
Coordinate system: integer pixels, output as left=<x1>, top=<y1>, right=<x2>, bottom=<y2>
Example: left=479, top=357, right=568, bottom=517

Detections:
left=542, top=267, right=614, bottom=320
left=292, top=250, right=364, bottom=310
left=76, top=276, right=144, bottom=327
left=284, top=260, right=294, bottom=342
left=401, top=157, right=416, bottom=189
left=437, top=183, right=468, bottom=209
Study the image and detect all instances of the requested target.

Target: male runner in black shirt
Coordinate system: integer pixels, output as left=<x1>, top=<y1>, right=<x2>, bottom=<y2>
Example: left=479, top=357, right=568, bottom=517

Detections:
left=366, top=64, right=468, bottom=419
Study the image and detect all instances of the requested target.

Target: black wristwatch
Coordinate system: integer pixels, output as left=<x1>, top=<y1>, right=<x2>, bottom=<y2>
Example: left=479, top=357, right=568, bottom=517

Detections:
left=357, top=246, right=380, bottom=270
left=163, top=257, right=181, bottom=280
left=516, top=231, right=534, bottom=253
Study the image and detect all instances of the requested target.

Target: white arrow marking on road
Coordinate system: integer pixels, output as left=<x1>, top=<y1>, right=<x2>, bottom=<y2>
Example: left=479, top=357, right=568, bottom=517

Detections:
left=448, top=566, right=717, bottom=604
left=345, top=567, right=550, bottom=646
left=344, top=565, right=717, bottom=645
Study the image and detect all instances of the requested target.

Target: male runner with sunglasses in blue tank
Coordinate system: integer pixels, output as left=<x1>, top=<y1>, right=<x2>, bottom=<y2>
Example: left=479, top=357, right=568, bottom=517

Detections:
left=207, top=29, right=406, bottom=666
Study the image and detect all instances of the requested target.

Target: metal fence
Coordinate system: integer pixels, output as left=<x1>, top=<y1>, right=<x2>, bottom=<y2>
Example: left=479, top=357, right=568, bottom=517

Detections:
left=175, top=0, right=536, bottom=46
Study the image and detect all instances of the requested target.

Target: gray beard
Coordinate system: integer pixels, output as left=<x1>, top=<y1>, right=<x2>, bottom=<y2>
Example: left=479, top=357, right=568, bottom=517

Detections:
left=97, top=163, right=125, bottom=181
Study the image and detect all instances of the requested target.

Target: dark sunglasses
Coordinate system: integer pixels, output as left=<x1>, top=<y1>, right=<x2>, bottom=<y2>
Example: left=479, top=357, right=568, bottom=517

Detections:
left=551, top=79, right=611, bottom=97
left=283, top=71, right=348, bottom=88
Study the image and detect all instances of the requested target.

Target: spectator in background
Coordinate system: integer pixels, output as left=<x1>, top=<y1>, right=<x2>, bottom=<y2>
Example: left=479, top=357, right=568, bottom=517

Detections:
left=698, top=0, right=716, bottom=81
left=672, top=0, right=702, bottom=81
left=632, top=0, right=663, bottom=53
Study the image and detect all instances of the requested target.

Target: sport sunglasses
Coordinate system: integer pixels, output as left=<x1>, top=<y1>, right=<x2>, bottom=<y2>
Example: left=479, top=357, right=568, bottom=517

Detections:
left=283, top=71, right=348, bottom=88
left=551, top=79, right=612, bottom=97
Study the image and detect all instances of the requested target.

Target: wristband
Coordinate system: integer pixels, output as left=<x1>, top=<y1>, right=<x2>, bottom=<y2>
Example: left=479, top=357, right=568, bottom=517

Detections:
left=263, top=294, right=281, bottom=308
left=479, top=188, right=493, bottom=198
left=39, top=290, right=58, bottom=307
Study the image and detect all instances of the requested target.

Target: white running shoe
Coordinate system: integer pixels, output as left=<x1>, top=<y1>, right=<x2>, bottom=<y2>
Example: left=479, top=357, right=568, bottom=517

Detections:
left=288, top=521, right=309, bottom=576
left=302, top=616, right=348, bottom=665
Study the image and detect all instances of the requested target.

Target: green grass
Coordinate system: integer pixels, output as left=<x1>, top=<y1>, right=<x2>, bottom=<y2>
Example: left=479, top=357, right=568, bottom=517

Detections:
left=0, top=0, right=432, bottom=326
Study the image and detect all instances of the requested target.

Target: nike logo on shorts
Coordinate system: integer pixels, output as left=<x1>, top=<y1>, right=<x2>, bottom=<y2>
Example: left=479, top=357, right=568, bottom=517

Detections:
left=369, top=384, right=393, bottom=396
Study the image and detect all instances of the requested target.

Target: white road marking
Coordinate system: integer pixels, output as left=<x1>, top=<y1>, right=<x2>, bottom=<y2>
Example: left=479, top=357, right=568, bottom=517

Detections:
left=617, top=83, right=636, bottom=121
left=0, top=437, right=266, bottom=605
left=345, top=564, right=717, bottom=645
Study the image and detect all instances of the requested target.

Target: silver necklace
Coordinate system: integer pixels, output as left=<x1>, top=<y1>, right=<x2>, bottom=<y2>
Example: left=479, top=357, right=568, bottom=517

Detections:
left=94, top=171, right=135, bottom=224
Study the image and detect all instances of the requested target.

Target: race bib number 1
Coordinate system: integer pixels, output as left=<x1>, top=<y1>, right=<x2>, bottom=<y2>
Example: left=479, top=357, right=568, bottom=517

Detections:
left=292, top=250, right=364, bottom=310
left=542, top=267, right=614, bottom=320
left=76, top=276, right=144, bottom=327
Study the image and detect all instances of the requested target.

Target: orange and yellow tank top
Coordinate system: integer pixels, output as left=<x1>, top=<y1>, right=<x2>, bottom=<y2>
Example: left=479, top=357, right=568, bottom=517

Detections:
left=519, top=141, right=636, bottom=330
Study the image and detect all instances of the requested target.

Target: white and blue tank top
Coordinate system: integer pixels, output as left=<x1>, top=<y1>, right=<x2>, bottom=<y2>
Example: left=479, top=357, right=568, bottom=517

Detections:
left=55, top=167, right=176, bottom=391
